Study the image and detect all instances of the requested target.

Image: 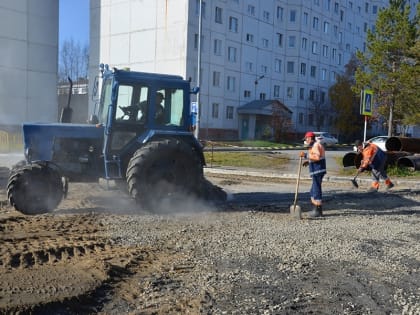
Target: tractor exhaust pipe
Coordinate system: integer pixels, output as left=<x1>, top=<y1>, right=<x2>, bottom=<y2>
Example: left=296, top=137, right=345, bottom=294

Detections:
left=60, top=76, right=73, bottom=123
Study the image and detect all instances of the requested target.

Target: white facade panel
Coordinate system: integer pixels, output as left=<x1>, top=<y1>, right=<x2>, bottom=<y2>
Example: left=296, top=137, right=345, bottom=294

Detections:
left=0, top=38, right=27, bottom=69
left=0, top=8, right=27, bottom=40
left=0, top=0, right=58, bottom=126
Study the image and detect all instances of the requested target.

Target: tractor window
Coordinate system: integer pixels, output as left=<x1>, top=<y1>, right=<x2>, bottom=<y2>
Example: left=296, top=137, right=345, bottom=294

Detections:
left=98, top=79, right=112, bottom=124
left=157, top=88, right=184, bottom=126
left=115, top=85, right=149, bottom=123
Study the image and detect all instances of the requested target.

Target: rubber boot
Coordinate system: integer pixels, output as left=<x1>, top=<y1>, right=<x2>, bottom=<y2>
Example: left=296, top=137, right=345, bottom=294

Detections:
left=309, top=205, right=322, bottom=218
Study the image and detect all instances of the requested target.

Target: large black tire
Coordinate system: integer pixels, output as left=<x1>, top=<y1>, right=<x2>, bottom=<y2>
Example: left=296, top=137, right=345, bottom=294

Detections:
left=7, top=163, right=64, bottom=215
left=126, top=139, right=203, bottom=209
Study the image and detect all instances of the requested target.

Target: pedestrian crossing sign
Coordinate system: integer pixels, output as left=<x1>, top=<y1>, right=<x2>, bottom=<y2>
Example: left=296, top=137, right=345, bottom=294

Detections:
left=360, top=89, right=373, bottom=116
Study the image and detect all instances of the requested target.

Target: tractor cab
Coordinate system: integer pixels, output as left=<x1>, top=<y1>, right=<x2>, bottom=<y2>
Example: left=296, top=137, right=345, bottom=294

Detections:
left=93, top=66, right=201, bottom=179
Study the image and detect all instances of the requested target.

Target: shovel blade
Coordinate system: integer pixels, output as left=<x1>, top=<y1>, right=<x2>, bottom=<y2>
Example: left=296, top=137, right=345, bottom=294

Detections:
left=351, top=179, right=359, bottom=188
left=290, top=204, right=302, bottom=219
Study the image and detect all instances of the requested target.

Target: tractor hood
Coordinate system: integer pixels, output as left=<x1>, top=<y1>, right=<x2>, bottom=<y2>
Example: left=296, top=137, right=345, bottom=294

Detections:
left=23, top=122, right=104, bottom=162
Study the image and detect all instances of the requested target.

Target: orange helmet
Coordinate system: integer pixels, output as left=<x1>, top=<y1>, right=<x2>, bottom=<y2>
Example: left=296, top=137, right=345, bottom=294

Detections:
left=304, top=131, right=315, bottom=138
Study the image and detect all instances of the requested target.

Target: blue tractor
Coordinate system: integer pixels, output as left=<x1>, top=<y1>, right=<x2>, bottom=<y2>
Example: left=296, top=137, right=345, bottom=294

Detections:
left=7, top=65, right=222, bottom=214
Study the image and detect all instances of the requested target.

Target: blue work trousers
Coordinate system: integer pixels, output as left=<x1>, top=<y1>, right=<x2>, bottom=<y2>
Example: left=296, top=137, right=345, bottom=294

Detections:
left=310, top=174, right=324, bottom=206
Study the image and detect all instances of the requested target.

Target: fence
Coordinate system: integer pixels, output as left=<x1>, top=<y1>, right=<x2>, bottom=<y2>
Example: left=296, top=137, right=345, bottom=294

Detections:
left=0, top=130, right=23, bottom=153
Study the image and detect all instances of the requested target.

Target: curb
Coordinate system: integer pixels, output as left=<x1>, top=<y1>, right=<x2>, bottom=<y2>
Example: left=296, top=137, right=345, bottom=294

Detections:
left=203, top=167, right=420, bottom=189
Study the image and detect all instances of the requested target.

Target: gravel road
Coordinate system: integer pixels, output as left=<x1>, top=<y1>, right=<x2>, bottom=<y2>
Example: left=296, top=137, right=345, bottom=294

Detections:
left=0, top=153, right=419, bottom=314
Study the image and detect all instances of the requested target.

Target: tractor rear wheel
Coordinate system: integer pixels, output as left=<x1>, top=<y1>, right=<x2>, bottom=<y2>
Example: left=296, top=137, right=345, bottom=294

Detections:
left=7, top=162, right=64, bottom=215
left=126, top=139, right=203, bottom=210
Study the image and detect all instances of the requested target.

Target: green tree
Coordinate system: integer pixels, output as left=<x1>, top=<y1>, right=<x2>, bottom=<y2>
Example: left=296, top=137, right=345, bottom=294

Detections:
left=354, top=0, right=419, bottom=136
left=329, top=55, right=363, bottom=141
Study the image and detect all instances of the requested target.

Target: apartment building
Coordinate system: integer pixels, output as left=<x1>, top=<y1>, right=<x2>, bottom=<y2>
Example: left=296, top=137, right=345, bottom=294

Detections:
left=0, top=0, right=58, bottom=128
left=90, top=0, right=390, bottom=140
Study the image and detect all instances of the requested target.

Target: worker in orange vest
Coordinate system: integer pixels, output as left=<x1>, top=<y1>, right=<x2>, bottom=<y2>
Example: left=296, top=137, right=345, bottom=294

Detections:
left=301, top=131, right=326, bottom=217
left=355, top=140, right=394, bottom=191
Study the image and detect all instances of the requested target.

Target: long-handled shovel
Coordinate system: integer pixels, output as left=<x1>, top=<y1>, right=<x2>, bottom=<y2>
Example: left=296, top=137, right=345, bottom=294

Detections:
left=290, top=156, right=303, bottom=219
left=351, top=170, right=361, bottom=188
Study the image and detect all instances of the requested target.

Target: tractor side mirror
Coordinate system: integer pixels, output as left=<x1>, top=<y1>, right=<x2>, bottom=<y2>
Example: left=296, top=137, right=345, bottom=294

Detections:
left=190, top=87, right=200, bottom=94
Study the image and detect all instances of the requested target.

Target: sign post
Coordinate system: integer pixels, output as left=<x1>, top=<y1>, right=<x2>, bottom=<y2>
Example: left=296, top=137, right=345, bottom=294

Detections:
left=360, top=89, right=373, bottom=142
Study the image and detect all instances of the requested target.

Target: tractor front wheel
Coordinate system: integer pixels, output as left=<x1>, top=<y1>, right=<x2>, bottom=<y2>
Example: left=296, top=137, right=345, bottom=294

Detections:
left=7, top=162, right=64, bottom=215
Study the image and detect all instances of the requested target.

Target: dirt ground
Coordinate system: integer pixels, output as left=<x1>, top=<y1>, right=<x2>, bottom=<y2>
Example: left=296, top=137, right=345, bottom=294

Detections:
left=0, top=165, right=419, bottom=314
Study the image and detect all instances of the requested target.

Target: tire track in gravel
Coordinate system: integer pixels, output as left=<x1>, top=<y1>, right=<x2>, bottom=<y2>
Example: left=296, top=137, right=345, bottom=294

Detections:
left=0, top=212, right=157, bottom=314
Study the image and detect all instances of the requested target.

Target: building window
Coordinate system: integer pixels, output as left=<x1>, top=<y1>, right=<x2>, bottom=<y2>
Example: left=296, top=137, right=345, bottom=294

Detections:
left=212, top=103, right=219, bottom=118
left=334, top=2, right=339, bottom=13
left=321, top=68, right=327, bottom=80
left=303, top=12, right=309, bottom=25
left=194, top=34, right=199, bottom=49
left=332, top=48, right=337, bottom=60
left=229, top=16, right=238, bottom=32
left=320, top=91, right=326, bottom=103
left=290, top=10, right=296, bottom=22
left=215, top=7, right=222, bottom=23
left=259, top=93, right=266, bottom=100
left=325, top=0, right=331, bottom=11
left=313, top=17, right=319, bottom=30
left=287, top=61, right=294, bottom=73
left=262, top=38, right=269, bottom=48
left=322, top=45, right=328, bottom=57
left=263, top=11, right=270, bottom=22
left=212, top=71, right=220, bottom=87
left=274, top=59, right=282, bottom=73
left=338, top=53, right=342, bottom=65
left=312, top=41, right=318, bottom=54
left=287, top=87, right=294, bottom=98
left=274, top=85, right=280, bottom=97
left=299, top=112, right=304, bottom=124
left=195, top=0, right=206, bottom=18
left=246, top=33, right=254, bottom=43
left=276, top=6, right=283, bottom=20
left=244, top=90, right=251, bottom=98
left=373, top=5, right=378, bottom=14
left=365, top=2, right=369, bottom=13
left=245, top=61, right=253, bottom=72
left=276, top=33, right=283, bottom=47
left=340, top=10, right=344, bottom=21
left=226, top=106, right=234, bottom=119
left=228, top=46, right=237, bottom=62
left=227, top=76, right=236, bottom=92
left=309, top=89, right=315, bottom=101
left=247, top=5, right=255, bottom=16
left=261, top=65, right=268, bottom=74
left=323, top=21, right=329, bottom=33
left=299, top=88, right=305, bottom=100
left=213, top=39, right=222, bottom=55
left=308, top=114, right=314, bottom=126
left=310, top=66, right=316, bottom=78
left=301, top=37, right=307, bottom=50
left=300, top=63, right=306, bottom=75
left=288, top=36, right=296, bottom=48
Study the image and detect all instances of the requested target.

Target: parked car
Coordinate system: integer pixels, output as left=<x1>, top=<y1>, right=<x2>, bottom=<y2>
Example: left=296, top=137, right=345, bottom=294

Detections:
left=307, top=132, right=338, bottom=147
left=353, top=136, right=389, bottom=152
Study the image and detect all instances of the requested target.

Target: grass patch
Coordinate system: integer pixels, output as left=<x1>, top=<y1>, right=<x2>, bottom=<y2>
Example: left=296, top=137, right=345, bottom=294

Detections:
left=204, top=140, right=298, bottom=148
left=386, top=165, right=420, bottom=177
left=334, top=156, right=420, bottom=178
left=204, top=151, right=289, bottom=169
